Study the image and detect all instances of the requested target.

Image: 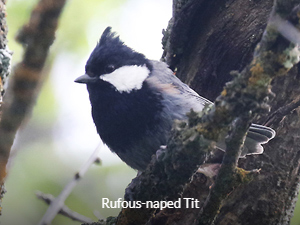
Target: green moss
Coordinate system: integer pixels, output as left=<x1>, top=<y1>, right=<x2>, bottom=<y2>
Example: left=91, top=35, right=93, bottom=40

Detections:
left=282, top=45, right=300, bottom=69
left=236, top=167, right=256, bottom=184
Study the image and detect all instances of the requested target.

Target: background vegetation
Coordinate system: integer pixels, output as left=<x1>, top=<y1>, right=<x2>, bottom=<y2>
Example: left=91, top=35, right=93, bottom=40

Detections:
left=2, top=0, right=300, bottom=225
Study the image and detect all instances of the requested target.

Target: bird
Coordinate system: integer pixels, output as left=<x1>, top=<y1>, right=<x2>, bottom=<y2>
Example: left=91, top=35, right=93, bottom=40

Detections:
left=75, top=27, right=276, bottom=171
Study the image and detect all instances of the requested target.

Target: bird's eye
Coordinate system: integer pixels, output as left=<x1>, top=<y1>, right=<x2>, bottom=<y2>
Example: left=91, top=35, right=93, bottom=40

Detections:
left=105, top=64, right=115, bottom=73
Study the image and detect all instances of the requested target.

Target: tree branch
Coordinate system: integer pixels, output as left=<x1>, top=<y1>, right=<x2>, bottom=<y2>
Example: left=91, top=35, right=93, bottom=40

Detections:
left=38, top=144, right=101, bottom=225
left=0, top=0, right=67, bottom=184
left=264, top=95, right=300, bottom=126
left=197, top=117, right=254, bottom=225
left=115, top=110, right=212, bottom=225
left=36, top=191, right=93, bottom=224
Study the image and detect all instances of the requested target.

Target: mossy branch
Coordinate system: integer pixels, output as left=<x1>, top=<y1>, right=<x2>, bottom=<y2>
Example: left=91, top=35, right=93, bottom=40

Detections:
left=114, top=111, right=212, bottom=225
left=132, top=2, right=300, bottom=220
left=197, top=1, right=300, bottom=224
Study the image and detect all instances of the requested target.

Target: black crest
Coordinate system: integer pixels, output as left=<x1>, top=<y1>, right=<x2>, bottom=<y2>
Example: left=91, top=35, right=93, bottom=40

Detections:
left=98, top=27, right=124, bottom=48
left=85, top=27, right=152, bottom=76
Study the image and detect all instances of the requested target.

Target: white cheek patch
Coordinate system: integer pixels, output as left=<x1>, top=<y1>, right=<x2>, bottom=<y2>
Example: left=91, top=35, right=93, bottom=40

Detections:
left=100, top=65, right=150, bottom=93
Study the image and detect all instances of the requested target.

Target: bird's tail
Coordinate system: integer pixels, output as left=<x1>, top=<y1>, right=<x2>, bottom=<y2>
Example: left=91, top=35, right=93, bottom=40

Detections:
left=241, top=124, right=276, bottom=156
left=216, top=123, right=276, bottom=157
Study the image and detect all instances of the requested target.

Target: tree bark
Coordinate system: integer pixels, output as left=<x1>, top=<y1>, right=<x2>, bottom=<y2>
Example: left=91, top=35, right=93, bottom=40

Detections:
left=0, top=0, right=10, bottom=216
left=160, top=0, right=300, bottom=224
left=163, top=0, right=274, bottom=101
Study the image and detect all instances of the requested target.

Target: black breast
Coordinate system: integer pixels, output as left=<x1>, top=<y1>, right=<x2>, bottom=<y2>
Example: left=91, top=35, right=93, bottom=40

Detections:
left=87, top=81, right=168, bottom=155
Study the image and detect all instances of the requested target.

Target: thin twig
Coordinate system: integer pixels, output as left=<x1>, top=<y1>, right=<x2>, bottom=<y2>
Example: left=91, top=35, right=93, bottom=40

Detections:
left=38, top=144, right=101, bottom=225
left=264, top=96, right=300, bottom=126
left=36, top=191, right=93, bottom=224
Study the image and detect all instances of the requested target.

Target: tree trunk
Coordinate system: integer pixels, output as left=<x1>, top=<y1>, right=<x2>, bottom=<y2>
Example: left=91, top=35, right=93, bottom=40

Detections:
left=0, top=0, right=10, bottom=215
left=160, top=0, right=300, bottom=224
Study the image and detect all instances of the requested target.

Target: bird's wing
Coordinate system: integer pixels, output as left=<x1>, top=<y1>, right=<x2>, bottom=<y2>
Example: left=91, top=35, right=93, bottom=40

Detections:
left=147, top=61, right=276, bottom=156
left=146, top=60, right=212, bottom=114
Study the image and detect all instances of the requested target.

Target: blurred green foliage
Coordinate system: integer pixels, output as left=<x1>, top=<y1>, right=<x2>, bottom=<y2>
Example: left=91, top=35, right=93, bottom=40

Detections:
left=2, top=0, right=300, bottom=225
left=54, top=0, right=124, bottom=56
left=7, top=0, right=125, bottom=62
left=2, top=0, right=137, bottom=225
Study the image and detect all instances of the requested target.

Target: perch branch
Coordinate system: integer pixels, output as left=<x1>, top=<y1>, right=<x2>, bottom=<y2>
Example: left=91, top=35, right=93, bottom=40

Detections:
left=198, top=117, right=258, bottom=225
left=36, top=191, right=93, bottom=224
left=0, top=0, right=67, bottom=184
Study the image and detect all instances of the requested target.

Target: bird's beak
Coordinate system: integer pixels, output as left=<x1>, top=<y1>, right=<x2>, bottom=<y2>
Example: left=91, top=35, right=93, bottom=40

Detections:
left=74, top=74, right=98, bottom=84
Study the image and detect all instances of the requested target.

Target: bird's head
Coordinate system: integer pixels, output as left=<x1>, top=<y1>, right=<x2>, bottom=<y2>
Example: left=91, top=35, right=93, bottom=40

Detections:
left=75, top=27, right=152, bottom=93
